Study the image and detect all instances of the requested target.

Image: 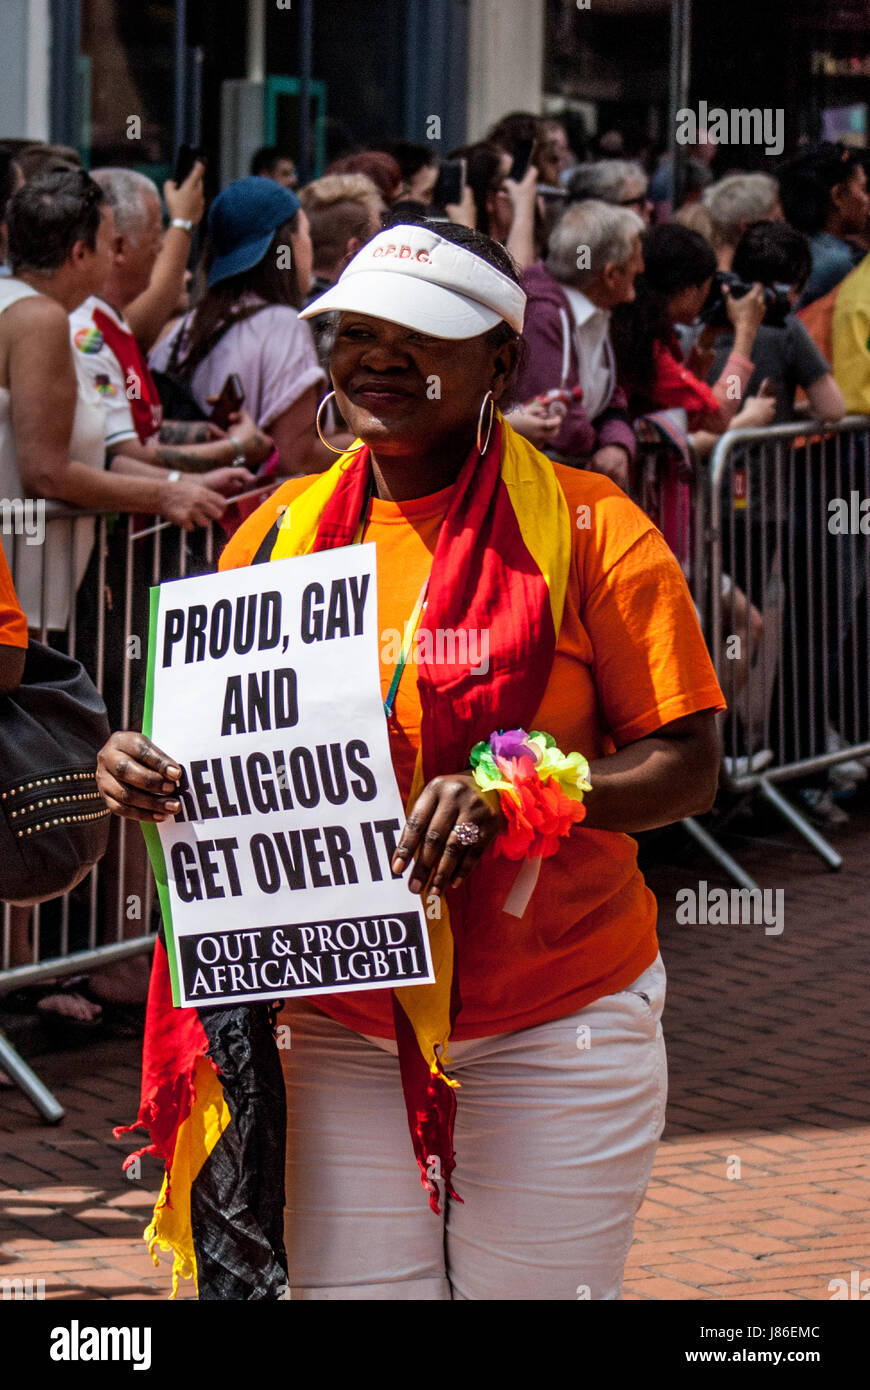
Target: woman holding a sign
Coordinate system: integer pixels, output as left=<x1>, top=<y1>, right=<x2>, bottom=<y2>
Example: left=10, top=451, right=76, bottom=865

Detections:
left=99, top=219, right=724, bottom=1301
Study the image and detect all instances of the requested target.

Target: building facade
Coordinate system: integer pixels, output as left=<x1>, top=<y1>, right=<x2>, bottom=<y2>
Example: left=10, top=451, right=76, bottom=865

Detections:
left=1, top=0, right=867, bottom=186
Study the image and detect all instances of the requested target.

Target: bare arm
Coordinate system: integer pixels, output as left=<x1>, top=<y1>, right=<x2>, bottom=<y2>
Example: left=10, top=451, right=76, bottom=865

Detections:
left=8, top=302, right=226, bottom=529
left=698, top=286, right=767, bottom=432
left=691, top=392, right=777, bottom=452
left=108, top=409, right=271, bottom=474
left=98, top=710, right=722, bottom=900
left=805, top=372, right=846, bottom=423
left=580, top=709, right=721, bottom=832
left=158, top=420, right=214, bottom=444
left=446, top=185, right=477, bottom=230
left=123, top=163, right=205, bottom=354
left=380, top=709, right=721, bottom=896
left=504, top=165, right=539, bottom=272
left=109, top=452, right=255, bottom=500
left=110, top=435, right=235, bottom=473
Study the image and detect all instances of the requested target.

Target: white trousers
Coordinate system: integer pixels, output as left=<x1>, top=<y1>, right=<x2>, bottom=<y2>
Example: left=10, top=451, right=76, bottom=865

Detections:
left=278, top=952, right=667, bottom=1300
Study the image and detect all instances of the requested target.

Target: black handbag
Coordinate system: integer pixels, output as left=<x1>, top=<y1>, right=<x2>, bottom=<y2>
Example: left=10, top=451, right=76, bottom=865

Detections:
left=150, top=312, right=205, bottom=421
left=150, top=367, right=205, bottom=422
left=0, top=641, right=112, bottom=905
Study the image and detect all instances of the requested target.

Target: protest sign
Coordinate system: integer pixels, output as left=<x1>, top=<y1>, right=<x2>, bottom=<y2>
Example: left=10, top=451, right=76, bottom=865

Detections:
left=141, top=543, right=432, bottom=1008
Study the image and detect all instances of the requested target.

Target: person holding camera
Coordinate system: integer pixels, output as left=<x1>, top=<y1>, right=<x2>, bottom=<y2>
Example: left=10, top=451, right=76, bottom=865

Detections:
left=610, top=222, right=768, bottom=435
left=707, top=222, right=848, bottom=828
left=707, top=221, right=845, bottom=426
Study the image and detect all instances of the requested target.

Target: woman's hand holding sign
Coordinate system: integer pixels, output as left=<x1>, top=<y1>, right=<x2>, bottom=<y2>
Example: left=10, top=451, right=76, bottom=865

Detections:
left=99, top=738, right=505, bottom=898
left=391, top=771, right=505, bottom=897
left=97, top=733, right=183, bottom=822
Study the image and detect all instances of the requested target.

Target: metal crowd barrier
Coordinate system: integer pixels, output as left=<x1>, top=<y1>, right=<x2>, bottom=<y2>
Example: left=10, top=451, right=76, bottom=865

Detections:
left=5, top=422, right=870, bottom=1114
left=633, top=423, right=761, bottom=892
left=633, top=413, right=702, bottom=588
left=633, top=415, right=870, bottom=890
left=701, top=415, right=870, bottom=874
left=0, top=487, right=279, bottom=1119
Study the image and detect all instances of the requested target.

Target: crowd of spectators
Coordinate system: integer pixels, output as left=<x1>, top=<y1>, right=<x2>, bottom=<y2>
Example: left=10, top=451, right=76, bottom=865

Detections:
left=1, top=113, right=870, bottom=1027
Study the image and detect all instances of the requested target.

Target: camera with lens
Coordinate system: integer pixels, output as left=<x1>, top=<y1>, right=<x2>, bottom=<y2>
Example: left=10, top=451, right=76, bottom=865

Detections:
left=699, top=271, right=792, bottom=330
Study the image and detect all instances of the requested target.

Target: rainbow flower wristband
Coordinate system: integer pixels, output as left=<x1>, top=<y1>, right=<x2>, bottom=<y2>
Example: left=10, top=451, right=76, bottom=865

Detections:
left=470, top=729, right=592, bottom=862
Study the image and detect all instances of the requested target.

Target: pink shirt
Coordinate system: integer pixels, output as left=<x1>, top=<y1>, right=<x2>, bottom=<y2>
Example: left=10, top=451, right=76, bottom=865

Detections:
left=149, top=301, right=325, bottom=431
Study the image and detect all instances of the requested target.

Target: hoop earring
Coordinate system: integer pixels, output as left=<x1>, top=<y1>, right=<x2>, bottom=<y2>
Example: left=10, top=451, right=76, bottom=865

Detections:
left=315, top=392, right=347, bottom=454
left=477, top=390, right=495, bottom=455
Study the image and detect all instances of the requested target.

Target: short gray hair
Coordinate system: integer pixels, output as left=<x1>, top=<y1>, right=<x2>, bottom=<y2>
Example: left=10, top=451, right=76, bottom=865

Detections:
left=546, top=200, right=644, bottom=289
left=91, top=167, right=160, bottom=243
left=702, top=173, right=780, bottom=251
left=567, top=160, right=647, bottom=205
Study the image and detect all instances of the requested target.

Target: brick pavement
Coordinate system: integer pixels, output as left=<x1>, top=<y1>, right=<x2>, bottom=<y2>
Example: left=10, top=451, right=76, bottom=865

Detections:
left=0, top=1040, right=195, bottom=1300
left=1, top=800, right=869, bottom=1301
left=623, top=800, right=870, bottom=1300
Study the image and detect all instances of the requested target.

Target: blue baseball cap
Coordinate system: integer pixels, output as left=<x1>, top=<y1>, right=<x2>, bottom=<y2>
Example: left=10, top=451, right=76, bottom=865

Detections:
left=207, top=176, right=301, bottom=287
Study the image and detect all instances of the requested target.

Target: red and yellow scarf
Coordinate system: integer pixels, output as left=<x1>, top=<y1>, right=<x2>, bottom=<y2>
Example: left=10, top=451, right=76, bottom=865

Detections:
left=120, top=416, right=572, bottom=1295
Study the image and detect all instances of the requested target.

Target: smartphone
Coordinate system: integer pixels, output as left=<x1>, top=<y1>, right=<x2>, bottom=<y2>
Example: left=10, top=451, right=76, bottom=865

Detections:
left=210, top=373, right=245, bottom=431
left=433, top=158, right=466, bottom=208
left=173, top=144, right=205, bottom=186
left=509, top=139, right=534, bottom=183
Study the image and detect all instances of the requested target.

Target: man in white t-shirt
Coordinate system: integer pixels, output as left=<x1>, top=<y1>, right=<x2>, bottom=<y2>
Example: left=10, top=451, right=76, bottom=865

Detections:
left=70, top=168, right=268, bottom=478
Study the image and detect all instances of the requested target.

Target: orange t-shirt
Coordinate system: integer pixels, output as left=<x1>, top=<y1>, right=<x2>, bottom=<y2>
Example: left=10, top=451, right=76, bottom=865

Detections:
left=219, top=464, right=726, bottom=1039
left=0, top=547, right=28, bottom=650
left=796, top=286, right=837, bottom=405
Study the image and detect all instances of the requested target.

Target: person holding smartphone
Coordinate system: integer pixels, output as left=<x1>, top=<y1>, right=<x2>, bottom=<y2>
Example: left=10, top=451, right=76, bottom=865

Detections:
left=123, top=153, right=206, bottom=355
left=71, top=167, right=268, bottom=483
left=447, top=143, right=541, bottom=271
